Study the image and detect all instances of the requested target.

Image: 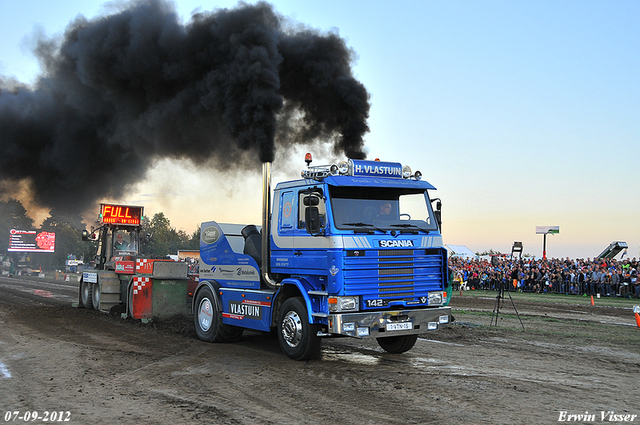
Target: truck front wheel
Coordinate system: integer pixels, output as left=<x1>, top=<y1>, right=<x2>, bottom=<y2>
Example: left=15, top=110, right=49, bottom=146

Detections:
left=80, top=279, right=93, bottom=310
left=193, top=286, right=243, bottom=343
left=376, top=335, right=418, bottom=353
left=278, top=297, right=321, bottom=360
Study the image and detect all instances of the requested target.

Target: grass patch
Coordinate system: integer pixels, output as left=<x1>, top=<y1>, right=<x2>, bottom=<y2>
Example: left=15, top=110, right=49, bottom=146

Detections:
left=455, top=290, right=639, bottom=309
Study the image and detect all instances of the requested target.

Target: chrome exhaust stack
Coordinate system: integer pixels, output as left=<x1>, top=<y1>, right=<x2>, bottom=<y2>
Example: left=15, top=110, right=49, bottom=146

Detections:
left=261, top=162, right=279, bottom=288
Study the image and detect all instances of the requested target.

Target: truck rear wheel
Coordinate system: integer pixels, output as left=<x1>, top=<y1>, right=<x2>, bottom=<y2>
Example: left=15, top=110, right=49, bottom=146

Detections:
left=278, top=297, right=321, bottom=360
left=80, top=279, right=93, bottom=310
left=194, top=286, right=243, bottom=343
left=376, top=335, right=418, bottom=353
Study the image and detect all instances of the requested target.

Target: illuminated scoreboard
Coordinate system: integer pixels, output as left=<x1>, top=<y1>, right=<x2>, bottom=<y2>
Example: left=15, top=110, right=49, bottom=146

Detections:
left=99, top=204, right=143, bottom=226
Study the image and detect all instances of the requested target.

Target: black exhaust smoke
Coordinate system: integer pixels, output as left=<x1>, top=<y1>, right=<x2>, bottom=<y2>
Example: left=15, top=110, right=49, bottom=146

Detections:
left=0, top=0, right=369, bottom=213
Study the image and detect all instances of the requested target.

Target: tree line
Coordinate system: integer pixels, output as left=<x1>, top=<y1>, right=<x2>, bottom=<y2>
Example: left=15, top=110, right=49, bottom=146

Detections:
left=0, top=198, right=199, bottom=271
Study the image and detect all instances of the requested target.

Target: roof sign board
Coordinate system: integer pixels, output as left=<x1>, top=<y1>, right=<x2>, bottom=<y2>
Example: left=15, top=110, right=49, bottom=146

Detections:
left=350, top=160, right=403, bottom=179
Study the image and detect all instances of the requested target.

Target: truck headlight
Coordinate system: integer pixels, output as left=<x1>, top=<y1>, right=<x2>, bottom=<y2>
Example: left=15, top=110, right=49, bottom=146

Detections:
left=428, top=292, right=443, bottom=305
left=328, top=296, right=359, bottom=312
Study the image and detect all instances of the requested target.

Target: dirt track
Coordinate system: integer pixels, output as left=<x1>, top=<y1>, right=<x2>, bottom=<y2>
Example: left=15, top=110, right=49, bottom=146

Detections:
left=0, top=276, right=639, bottom=424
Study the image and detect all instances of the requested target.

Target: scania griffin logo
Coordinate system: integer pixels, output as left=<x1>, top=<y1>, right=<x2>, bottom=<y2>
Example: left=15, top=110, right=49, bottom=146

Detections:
left=379, top=240, right=414, bottom=248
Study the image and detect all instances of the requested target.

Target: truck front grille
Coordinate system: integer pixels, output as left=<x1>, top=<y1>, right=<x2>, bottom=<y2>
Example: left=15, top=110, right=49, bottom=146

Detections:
left=342, top=248, right=445, bottom=299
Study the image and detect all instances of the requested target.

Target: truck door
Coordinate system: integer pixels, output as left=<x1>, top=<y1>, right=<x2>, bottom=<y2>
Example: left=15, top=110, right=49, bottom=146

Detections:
left=272, top=188, right=330, bottom=274
left=272, top=190, right=297, bottom=273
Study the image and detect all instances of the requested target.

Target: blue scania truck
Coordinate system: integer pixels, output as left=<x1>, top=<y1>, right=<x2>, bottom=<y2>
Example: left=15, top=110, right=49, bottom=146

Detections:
left=192, top=156, right=451, bottom=360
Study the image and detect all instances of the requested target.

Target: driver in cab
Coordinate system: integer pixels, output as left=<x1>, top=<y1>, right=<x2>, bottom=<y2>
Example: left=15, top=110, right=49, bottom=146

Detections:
left=115, top=233, right=129, bottom=250
left=379, top=202, right=392, bottom=217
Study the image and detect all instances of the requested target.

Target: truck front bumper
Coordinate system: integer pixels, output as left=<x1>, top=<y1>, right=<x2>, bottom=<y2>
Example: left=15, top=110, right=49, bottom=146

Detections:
left=326, top=307, right=451, bottom=339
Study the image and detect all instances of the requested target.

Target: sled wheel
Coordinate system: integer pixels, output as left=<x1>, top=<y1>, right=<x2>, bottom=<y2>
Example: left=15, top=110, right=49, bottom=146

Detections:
left=128, top=282, right=134, bottom=319
left=91, top=281, right=100, bottom=310
left=80, top=279, right=93, bottom=310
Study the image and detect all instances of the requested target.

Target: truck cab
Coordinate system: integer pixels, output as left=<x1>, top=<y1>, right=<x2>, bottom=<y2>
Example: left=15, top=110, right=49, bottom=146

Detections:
left=194, top=158, right=451, bottom=360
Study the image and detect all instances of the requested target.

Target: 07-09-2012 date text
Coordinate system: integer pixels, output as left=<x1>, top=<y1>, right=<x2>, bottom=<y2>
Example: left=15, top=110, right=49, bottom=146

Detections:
left=3, top=411, right=71, bottom=422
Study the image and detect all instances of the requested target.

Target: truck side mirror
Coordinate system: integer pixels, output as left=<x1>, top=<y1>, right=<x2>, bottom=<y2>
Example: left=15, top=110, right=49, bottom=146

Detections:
left=303, top=194, right=323, bottom=235
left=303, top=195, right=320, bottom=206
left=431, top=198, right=442, bottom=230
left=305, top=207, right=322, bottom=234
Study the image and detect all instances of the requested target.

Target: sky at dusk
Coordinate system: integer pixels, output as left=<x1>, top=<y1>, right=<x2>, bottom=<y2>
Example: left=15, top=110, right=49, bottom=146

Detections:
left=1, top=0, right=638, bottom=259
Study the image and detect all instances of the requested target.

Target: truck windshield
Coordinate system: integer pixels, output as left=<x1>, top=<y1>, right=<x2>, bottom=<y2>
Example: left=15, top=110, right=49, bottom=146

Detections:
left=329, top=186, right=438, bottom=232
left=113, top=228, right=140, bottom=254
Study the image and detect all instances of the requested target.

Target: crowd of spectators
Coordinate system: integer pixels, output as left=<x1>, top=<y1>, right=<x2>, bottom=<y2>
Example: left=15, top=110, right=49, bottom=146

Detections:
left=448, top=255, right=639, bottom=298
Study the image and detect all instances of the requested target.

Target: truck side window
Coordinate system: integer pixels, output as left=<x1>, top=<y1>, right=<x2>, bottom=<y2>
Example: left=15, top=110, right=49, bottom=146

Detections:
left=280, top=191, right=295, bottom=229
left=297, top=190, right=325, bottom=230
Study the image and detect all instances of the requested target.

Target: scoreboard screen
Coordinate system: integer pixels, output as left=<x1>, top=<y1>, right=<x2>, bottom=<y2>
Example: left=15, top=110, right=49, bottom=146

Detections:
left=8, top=229, right=56, bottom=252
left=100, top=204, right=143, bottom=226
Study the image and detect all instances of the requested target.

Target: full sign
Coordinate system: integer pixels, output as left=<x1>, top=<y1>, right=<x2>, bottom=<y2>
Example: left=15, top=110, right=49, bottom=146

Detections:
left=100, top=204, right=143, bottom=226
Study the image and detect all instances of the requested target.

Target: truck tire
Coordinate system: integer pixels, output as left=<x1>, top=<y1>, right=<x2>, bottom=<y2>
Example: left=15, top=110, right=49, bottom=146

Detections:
left=193, top=286, right=243, bottom=343
left=278, top=297, right=321, bottom=360
left=376, top=334, right=418, bottom=354
left=80, top=279, right=93, bottom=310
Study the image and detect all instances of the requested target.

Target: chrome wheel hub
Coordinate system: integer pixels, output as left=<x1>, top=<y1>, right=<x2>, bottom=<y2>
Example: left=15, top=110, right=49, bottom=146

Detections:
left=282, top=311, right=303, bottom=348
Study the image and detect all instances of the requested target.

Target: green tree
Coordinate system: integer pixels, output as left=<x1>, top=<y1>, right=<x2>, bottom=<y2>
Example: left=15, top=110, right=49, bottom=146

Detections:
left=142, top=212, right=180, bottom=257
left=187, top=225, right=201, bottom=250
left=0, top=198, right=34, bottom=253
left=35, top=208, right=91, bottom=270
left=139, top=213, right=201, bottom=257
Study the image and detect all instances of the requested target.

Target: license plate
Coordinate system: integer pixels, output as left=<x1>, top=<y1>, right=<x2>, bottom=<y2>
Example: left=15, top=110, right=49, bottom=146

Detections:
left=386, top=322, right=412, bottom=331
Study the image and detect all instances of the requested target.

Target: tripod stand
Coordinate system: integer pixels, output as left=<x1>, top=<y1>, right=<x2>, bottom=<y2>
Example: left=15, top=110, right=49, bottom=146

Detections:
left=490, top=280, right=525, bottom=330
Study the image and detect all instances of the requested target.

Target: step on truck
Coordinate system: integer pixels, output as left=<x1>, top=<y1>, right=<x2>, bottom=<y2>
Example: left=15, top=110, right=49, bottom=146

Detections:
left=193, top=155, right=452, bottom=360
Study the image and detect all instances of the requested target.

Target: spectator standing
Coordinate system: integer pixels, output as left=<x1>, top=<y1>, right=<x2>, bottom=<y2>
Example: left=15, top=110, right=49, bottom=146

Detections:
left=590, top=267, right=600, bottom=295
left=602, top=271, right=611, bottom=296
left=610, top=269, right=620, bottom=297
left=578, top=269, right=586, bottom=295
left=621, top=270, right=632, bottom=298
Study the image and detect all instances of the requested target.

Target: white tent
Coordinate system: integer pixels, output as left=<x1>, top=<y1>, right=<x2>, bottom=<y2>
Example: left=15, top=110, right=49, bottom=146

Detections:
left=446, top=244, right=476, bottom=259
